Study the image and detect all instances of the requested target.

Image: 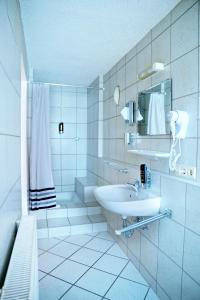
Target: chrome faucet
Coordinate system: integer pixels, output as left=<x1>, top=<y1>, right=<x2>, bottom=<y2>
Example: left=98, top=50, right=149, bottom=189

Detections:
left=127, top=179, right=141, bottom=192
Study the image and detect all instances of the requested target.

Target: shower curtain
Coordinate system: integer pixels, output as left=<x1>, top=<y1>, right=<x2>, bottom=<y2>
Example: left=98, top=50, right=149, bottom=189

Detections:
left=29, top=84, right=56, bottom=210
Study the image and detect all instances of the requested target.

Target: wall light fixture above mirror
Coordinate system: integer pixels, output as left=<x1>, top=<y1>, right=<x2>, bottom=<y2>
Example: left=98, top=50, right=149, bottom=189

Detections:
left=137, top=62, right=164, bottom=80
left=137, top=79, right=172, bottom=136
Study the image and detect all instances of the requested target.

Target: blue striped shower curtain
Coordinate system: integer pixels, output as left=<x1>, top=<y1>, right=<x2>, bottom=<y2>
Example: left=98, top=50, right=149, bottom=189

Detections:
left=29, top=84, right=56, bottom=210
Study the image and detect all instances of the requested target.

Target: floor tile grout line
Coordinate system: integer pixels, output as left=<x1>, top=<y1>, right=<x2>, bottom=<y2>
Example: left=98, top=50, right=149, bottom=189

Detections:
left=40, top=272, right=73, bottom=286
left=41, top=232, right=130, bottom=259
left=55, top=245, right=113, bottom=300
left=38, top=236, right=68, bottom=254
left=38, top=236, right=96, bottom=280
left=47, top=245, right=81, bottom=260
left=105, top=251, right=128, bottom=260
left=87, top=232, right=99, bottom=237
left=43, top=240, right=129, bottom=262
left=93, top=232, right=113, bottom=239
left=95, top=234, right=115, bottom=242
left=39, top=233, right=105, bottom=277
left=48, top=245, right=107, bottom=262
left=102, top=258, right=130, bottom=298
left=64, top=235, right=94, bottom=246
left=62, top=257, right=147, bottom=285
left=73, top=285, right=108, bottom=299
left=144, top=287, right=151, bottom=300
left=45, top=250, right=142, bottom=282
left=38, top=233, right=93, bottom=253
left=38, top=270, right=49, bottom=282
left=82, top=235, right=115, bottom=249
left=57, top=241, right=116, bottom=299
left=117, top=275, right=149, bottom=288
left=60, top=283, right=103, bottom=300
left=90, top=248, right=128, bottom=260
left=79, top=247, right=128, bottom=260
left=39, top=271, right=112, bottom=300
left=38, top=233, right=151, bottom=298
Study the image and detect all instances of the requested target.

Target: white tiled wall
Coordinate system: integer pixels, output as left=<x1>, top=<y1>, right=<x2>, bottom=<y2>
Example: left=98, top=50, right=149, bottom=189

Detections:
left=50, top=87, right=87, bottom=192
left=87, top=1, right=200, bottom=299
left=0, top=0, right=28, bottom=287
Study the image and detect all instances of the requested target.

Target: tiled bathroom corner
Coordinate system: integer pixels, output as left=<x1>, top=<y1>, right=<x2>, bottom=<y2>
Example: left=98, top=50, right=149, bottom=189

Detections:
left=87, top=1, right=200, bottom=299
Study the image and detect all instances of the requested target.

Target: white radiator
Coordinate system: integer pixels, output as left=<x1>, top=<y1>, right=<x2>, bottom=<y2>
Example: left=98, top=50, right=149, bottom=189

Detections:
left=1, top=216, right=39, bottom=300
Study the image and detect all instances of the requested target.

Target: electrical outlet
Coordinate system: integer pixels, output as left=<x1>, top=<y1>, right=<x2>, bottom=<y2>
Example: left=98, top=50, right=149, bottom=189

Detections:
left=175, top=165, right=196, bottom=179
left=187, top=167, right=196, bottom=178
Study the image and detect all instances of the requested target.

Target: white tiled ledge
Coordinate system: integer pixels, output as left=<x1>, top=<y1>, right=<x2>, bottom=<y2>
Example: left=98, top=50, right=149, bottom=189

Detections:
left=76, top=176, right=97, bottom=186
left=30, top=202, right=101, bottom=220
left=37, top=214, right=107, bottom=239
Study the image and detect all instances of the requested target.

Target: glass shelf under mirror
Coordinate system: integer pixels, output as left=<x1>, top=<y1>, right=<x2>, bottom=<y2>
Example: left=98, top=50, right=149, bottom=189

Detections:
left=128, top=149, right=170, bottom=160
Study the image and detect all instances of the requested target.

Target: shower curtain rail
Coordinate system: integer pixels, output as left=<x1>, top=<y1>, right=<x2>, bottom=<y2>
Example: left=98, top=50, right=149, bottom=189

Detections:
left=30, top=81, right=104, bottom=90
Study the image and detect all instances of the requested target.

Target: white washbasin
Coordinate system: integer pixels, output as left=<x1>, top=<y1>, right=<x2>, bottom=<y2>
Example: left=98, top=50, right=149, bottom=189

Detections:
left=94, top=184, right=161, bottom=217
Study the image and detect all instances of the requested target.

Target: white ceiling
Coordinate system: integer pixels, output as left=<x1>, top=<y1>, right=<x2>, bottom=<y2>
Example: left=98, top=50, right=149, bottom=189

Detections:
left=20, top=0, right=179, bottom=86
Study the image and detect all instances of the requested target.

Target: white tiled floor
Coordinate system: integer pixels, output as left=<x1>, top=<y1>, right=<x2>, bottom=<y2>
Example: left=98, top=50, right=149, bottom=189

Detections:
left=70, top=247, right=102, bottom=266
left=65, top=234, right=93, bottom=246
left=49, top=241, right=80, bottom=258
left=38, top=232, right=159, bottom=300
left=38, top=238, right=60, bottom=251
left=85, top=237, right=114, bottom=253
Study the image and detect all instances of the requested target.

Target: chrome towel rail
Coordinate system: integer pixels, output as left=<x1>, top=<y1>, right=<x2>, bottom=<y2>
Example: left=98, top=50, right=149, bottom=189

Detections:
left=104, top=160, right=128, bottom=174
left=115, top=209, right=172, bottom=236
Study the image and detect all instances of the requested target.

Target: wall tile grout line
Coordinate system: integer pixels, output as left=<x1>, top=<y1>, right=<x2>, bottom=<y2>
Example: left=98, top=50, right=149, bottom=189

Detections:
left=156, top=282, right=173, bottom=300
left=50, top=86, right=87, bottom=191
left=103, top=0, right=198, bottom=86
left=0, top=60, right=20, bottom=97
left=0, top=177, right=21, bottom=210
left=0, top=133, right=21, bottom=138
left=155, top=219, right=160, bottom=293
left=170, top=0, right=198, bottom=26
left=103, top=45, right=200, bottom=104
left=180, top=181, right=187, bottom=300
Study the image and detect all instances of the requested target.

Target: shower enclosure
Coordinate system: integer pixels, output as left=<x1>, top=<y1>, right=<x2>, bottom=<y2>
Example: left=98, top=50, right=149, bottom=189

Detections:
left=48, top=85, right=87, bottom=207
left=28, top=80, right=107, bottom=238
left=49, top=86, right=87, bottom=196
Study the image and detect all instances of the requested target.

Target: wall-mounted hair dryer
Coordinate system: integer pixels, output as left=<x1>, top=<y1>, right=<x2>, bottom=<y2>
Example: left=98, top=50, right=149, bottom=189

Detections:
left=168, top=111, right=189, bottom=139
left=168, top=110, right=189, bottom=171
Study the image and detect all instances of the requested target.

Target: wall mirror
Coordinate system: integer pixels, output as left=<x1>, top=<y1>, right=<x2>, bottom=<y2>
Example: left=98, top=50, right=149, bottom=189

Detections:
left=137, top=79, right=172, bottom=136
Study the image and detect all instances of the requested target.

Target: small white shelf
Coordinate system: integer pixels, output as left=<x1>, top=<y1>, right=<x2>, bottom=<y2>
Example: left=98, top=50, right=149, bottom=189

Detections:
left=128, top=149, right=170, bottom=159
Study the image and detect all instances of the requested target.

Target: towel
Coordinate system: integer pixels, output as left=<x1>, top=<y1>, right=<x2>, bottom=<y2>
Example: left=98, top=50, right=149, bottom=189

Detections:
left=147, top=93, right=166, bottom=135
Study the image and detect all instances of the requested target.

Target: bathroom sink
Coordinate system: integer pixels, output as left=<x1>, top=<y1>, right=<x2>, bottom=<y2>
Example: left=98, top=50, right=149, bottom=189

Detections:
left=94, top=184, right=161, bottom=217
